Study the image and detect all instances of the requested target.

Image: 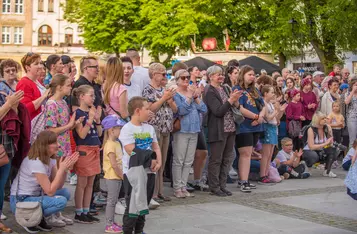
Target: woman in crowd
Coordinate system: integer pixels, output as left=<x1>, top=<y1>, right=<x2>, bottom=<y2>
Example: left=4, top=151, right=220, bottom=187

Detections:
left=300, top=78, right=318, bottom=126
left=0, top=91, right=24, bottom=233
left=172, top=69, right=207, bottom=198
left=0, top=59, right=18, bottom=95
left=321, top=77, right=340, bottom=116
left=233, top=65, right=265, bottom=192
left=16, top=53, right=49, bottom=120
left=224, top=66, right=239, bottom=88
left=302, top=111, right=336, bottom=177
left=188, top=66, right=201, bottom=86
left=143, top=63, right=177, bottom=202
left=344, top=78, right=357, bottom=147
left=10, top=131, right=79, bottom=233
left=283, top=77, right=297, bottom=94
left=43, top=54, right=64, bottom=86
left=121, top=56, right=141, bottom=101
left=37, top=63, right=47, bottom=94
left=103, top=57, right=129, bottom=119
left=204, top=65, right=241, bottom=196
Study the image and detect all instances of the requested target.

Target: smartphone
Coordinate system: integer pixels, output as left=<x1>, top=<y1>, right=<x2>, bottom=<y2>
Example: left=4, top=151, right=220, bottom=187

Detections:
left=79, top=151, right=87, bottom=156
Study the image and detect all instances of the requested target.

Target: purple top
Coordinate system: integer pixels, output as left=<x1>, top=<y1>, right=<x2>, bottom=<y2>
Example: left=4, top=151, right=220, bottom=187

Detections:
left=300, top=91, right=318, bottom=121
left=286, top=101, right=305, bottom=130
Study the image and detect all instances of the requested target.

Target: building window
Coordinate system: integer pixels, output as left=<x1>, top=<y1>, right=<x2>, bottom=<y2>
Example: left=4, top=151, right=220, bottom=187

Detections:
left=48, top=0, right=54, bottom=12
left=14, top=27, right=23, bottom=44
left=2, top=0, right=11, bottom=13
left=38, top=0, right=44, bottom=11
left=64, top=27, right=73, bottom=45
left=2, top=27, right=10, bottom=44
left=38, top=25, right=52, bottom=46
left=15, top=0, right=23, bottom=13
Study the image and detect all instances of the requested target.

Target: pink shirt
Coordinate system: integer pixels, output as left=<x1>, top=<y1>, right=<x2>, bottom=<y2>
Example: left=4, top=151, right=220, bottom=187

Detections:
left=105, top=83, right=127, bottom=116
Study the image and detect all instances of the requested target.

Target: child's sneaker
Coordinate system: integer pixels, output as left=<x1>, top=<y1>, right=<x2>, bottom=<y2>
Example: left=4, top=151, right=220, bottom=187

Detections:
left=70, top=174, right=77, bottom=185
left=105, top=223, right=122, bottom=233
left=283, top=172, right=290, bottom=180
left=257, top=176, right=276, bottom=185
left=115, top=199, right=126, bottom=215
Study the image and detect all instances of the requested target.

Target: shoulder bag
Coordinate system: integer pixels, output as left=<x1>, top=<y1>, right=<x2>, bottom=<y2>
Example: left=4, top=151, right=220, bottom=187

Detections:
left=0, top=130, right=9, bottom=167
left=14, top=173, right=43, bottom=227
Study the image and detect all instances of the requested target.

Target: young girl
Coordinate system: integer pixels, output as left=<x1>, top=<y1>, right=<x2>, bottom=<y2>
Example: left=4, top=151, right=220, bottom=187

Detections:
left=286, top=89, right=305, bottom=150
left=300, top=78, right=318, bottom=127
left=102, top=115, right=126, bottom=233
left=72, top=85, right=103, bottom=224
left=328, top=101, right=345, bottom=144
left=45, top=74, right=83, bottom=226
left=343, top=139, right=357, bottom=171
left=259, top=85, right=279, bottom=184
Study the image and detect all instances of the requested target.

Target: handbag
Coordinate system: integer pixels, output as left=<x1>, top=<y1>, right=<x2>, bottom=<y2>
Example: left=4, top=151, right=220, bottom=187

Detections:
left=172, top=118, right=181, bottom=133
left=0, top=131, right=9, bottom=167
left=222, top=85, right=245, bottom=125
left=14, top=172, right=43, bottom=227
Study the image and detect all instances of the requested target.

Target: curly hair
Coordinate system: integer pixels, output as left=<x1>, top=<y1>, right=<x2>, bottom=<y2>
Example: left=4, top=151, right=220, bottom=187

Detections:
left=0, top=59, right=18, bottom=77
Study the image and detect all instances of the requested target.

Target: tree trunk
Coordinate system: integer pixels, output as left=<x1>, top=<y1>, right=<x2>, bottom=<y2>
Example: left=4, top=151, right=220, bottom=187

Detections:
left=278, top=52, right=286, bottom=69
left=310, top=39, right=340, bottom=73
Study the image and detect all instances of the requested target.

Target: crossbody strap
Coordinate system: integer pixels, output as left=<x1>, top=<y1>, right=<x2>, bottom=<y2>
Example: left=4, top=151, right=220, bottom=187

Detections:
left=15, top=167, right=44, bottom=203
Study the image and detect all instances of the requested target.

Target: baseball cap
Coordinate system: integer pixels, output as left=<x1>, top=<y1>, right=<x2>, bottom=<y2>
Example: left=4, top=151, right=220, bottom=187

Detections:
left=340, top=83, right=349, bottom=91
left=102, top=115, right=127, bottom=130
left=313, top=71, right=324, bottom=77
left=61, top=55, right=73, bottom=65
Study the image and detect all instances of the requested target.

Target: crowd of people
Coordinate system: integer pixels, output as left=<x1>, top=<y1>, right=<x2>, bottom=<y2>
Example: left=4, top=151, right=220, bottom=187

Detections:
left=0, top=51, right=356, bottom=234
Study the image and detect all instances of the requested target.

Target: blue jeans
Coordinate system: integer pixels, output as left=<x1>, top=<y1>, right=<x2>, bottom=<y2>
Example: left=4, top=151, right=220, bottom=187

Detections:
left=10, top=188, right=70, bottom=217
left=0, top=162, right=11, bottom=214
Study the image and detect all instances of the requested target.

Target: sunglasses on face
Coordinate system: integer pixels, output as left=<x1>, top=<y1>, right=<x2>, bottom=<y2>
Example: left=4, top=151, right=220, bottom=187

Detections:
left=23, top=52, right=35, bottom=64
left=180, top=76, right=190, bottom=80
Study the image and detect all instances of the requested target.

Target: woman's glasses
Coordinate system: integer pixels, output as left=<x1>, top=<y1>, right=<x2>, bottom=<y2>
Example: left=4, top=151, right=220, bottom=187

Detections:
left=4, top=68, right=17, bottom=74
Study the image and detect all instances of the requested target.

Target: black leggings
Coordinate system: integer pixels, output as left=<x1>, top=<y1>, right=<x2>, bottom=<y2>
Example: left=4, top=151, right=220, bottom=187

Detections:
left=302, top=149, right=337, bottom=173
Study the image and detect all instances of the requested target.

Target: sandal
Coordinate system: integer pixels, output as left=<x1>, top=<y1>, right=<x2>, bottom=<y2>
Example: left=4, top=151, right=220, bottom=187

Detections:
left=0, top=222, right=12, bottom=233
left=158, top=194, right=172, bottom=201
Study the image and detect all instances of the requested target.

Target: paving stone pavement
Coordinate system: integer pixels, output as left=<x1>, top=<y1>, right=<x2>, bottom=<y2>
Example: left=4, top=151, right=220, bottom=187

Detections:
left=2, top=167, right=357, bottom=234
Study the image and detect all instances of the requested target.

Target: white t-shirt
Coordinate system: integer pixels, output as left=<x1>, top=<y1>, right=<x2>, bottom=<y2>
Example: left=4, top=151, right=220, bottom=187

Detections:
left=276, top=150, right=293, bottom=163
left=124, top=82, right=142, bottom=102
left=131, top=66, right=151, bottom=94
left=11, top=157, right=56, bottom=196
left=119, top=121, right=158, bottom=174
left=343, top=148, right=355, bottom=165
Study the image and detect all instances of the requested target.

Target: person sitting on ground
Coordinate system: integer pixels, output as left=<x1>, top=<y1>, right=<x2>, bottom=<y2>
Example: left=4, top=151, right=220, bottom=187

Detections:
left=9, top=131, right=79, bottom=233
left=342, top=139, right=357, bottom=171
left=275, top=137, right=310, bottom=179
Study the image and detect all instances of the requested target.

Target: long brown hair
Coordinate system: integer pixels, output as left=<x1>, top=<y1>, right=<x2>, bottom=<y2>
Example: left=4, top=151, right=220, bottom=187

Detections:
left=28, top=131, right=58, bottom=165
left=49, top=73, right=69, bottom=96
left=237, top=65, right=259, bottom=98
left=103, top=57, right=124, bottom=105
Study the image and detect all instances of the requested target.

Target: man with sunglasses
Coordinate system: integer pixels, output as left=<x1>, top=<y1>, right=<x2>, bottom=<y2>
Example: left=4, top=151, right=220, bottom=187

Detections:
left=126, top=49, right=151, bottom=94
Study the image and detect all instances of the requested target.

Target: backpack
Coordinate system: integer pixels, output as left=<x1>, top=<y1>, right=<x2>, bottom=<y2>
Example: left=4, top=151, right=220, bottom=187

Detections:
left=299, top=124, right=330, bottom=146
left=30, top=100, right=58, bottom=144
left=288, top=120, right=301, bottom=138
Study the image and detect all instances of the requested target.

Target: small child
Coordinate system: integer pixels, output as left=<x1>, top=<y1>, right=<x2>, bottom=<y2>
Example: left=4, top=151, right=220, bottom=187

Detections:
left=275, top=137, right=310, bottom=179
left=300, top=78, right=318, bottom=127
left=342, top=139, right=357, bottom=171
left=328, top=101, right=345, bottom=144
left=102, top=115, right=126, bottom=233
left=119, top=96, right=162, bottom=234
left=286, top=89, right=305, bottom=150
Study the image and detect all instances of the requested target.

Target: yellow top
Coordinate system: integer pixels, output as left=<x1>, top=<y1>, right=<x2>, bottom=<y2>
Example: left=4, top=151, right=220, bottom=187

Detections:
left=103, top=140, right=123, bottom=180
left=327, top=112, right=345, bottom=130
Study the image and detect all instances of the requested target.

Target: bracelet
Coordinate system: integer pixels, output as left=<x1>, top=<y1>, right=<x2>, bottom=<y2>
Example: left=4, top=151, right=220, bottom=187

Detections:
left=95, top=122, right=101, bottom=126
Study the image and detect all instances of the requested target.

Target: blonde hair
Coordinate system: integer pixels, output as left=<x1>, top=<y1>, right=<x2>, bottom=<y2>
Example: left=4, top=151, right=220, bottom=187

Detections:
left=103, top=57, right=124, bottom=104
left=95, top=61, right=106, bottom=85
left=281, top=137, right=292, bottom=146
left=72, top=85, right=94, bottom=104
left=148, top=63, right=166, bottom=79
left=311, top=111, right=326, bottom=127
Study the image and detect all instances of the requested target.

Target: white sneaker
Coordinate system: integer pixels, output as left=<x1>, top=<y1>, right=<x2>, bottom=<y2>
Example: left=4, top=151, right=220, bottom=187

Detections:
left=115, top=198, right=126, bottom=215
left=46, top=214, right=66, bottom=227
left=56, top=212, right=74, bottom=225
left=1, top=213, right=7, bottom=220
left=148, top=199, right=160, bottom=210
left=70, top=174, right=77, bottom=185
left=229, top=168, right=238, bottom=177
left=323, top=170, right=337, bottom=178
left=189, top=168, right=194, bottom=175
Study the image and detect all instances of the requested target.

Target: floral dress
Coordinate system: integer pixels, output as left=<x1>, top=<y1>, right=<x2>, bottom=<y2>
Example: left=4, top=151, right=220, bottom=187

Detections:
left=45, top=99, right=71, bottom=157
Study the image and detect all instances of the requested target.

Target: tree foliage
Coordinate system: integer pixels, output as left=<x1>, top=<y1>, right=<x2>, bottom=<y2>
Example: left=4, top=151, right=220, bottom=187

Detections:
left=64, top=0, right=357, bottom=71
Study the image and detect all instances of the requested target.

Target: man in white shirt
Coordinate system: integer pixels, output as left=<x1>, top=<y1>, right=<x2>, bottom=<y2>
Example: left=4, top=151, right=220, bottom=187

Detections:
left=126, top=49, right=151, bottom=94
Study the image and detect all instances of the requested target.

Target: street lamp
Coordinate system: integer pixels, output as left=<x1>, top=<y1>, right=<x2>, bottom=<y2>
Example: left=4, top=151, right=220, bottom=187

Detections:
left=289, top=18, right=304, bottom=70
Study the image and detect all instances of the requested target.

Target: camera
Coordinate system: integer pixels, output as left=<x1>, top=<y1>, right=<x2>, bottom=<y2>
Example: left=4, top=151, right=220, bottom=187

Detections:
left=331, top=142, right=347, bottom=152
